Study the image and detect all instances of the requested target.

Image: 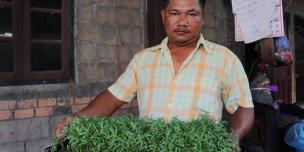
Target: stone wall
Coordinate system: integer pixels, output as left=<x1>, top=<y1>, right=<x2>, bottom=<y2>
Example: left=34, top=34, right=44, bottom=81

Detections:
left=203, top=0, right=228, bottom=46
left=0, top=0, right=144, bottom=151
left=75, top=0, right=145, bottom=83
left=0, top=0, right=232, bottom=151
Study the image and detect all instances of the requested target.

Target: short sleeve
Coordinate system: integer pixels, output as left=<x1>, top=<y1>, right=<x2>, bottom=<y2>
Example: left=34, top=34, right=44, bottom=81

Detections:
left=108, top=57, right=137, bottom=102
left=222, top=54, right=254, bottom=114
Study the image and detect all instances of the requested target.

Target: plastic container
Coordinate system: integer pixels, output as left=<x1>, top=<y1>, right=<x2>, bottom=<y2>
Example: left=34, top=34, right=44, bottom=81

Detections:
left=284, top=120, right=304, bottom=152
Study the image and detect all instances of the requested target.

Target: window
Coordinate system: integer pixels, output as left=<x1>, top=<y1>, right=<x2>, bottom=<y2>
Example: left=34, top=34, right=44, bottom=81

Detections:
left=0, top=0, right=72, bottom=84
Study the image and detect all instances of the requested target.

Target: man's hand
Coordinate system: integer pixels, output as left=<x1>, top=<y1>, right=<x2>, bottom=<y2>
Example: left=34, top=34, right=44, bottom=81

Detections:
left=55, top=90, right=124, bottom=139
left=55, top=115, right=76, bottom=139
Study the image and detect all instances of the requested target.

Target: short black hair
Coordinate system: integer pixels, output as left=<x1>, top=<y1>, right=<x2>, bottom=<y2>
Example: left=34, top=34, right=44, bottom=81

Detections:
left=161, top=0, right=206, bottom=10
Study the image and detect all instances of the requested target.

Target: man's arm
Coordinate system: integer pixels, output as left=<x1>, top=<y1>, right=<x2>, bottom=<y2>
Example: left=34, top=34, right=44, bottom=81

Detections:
left=55, top=90, right=125, bottom=139
left=230, top=107, right=255, bottom=142
left=76, top=90, right=125, bottom=116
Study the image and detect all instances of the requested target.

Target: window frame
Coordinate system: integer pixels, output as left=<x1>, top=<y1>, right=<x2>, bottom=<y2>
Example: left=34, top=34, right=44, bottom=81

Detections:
left=0, top=0, right=22, bottom=81
left=0, top=0, right=72, bottom=82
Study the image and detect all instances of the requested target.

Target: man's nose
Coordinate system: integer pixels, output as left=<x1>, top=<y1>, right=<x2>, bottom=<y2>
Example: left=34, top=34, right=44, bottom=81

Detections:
left=177, top=14, right=188, bottom=26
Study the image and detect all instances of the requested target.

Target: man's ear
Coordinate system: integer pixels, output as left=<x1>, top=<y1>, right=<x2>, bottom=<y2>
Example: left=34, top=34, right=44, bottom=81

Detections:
left=161, top=10, right=165, bottom=24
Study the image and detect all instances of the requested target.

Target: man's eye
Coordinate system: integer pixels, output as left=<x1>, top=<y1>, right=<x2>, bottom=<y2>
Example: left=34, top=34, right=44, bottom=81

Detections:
left=188, top=12, right=197, bottom=16
left=169, top=12, right=178, bottom=16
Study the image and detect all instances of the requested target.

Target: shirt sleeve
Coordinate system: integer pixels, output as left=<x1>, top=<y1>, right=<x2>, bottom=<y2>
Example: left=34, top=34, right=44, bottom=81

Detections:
left=221, top=54, right=254, bottom=114
left=108, top=57, right=137, bottom=103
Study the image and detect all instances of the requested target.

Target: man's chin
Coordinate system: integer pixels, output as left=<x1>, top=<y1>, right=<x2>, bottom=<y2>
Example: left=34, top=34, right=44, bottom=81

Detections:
left=174, top=38, right=192, bottom=44
left=168, top=35, right=197, bottom=46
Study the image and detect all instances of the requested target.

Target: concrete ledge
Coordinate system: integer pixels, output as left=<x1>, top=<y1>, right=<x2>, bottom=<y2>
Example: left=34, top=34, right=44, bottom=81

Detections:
left=0, top=118, right=49, bottom=144
left=0, top=82, right=112, bottom=100
left=0, top=142, right=24, bottom=152
left=26, top=138, right=52, bottom=152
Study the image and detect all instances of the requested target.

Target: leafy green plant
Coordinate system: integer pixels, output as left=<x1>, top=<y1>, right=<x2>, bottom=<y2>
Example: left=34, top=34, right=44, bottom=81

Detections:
left=52, top=115, right=238, bottom=152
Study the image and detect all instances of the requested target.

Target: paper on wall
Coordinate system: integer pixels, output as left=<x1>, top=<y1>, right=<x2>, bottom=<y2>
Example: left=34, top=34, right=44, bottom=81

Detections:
left=269, top=1, right=285, bottom=37
left=234, top=0, right=284, bottom=42
left=273, top=0, right=281, bottom=5
left=232, top=0, right=277, bottom=43
left=234, top=16, right=244, bottom=42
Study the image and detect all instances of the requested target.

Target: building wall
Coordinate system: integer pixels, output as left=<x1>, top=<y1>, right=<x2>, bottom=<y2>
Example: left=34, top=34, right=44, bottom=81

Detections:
left=75, top=0, right=145, bottom=83
left=0, top=0, right=232, bottom=151
left=286, top=0, right=304, bottom=18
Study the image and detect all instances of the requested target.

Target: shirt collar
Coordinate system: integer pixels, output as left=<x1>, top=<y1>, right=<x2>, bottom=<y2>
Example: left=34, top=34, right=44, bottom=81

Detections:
left=159, top=34, right=212, bottom=54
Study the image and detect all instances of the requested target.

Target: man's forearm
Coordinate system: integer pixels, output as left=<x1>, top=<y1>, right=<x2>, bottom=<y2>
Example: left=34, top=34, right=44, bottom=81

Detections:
left=230, top=107, right=255, bottom=142
left=76, top=90, right=125, bottom=117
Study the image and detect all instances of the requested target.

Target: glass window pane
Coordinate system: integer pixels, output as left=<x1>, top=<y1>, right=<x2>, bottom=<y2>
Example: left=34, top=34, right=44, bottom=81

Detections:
left=31, top=12, right=61, bottom=39
left=31, top=44, right=61, bottom=71
left=0, top=6, right=12, bottom=37
left=0, top=0, right=12, bottom=2
left=31, top=0, right=61, bottom=9
left=0, top=42, right=13, bottom=72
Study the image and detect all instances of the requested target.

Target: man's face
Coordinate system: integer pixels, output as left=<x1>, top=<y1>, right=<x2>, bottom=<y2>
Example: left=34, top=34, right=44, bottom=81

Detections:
left=162, top=0, right=204, bottom=46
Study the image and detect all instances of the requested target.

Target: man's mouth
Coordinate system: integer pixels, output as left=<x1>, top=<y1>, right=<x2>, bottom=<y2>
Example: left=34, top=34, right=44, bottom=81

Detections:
left=174, top=29, right=189, bottom=35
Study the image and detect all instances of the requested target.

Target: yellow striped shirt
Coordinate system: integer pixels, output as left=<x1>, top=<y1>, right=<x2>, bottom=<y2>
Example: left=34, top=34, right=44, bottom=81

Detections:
left=108, top=34, right=253, bottom=121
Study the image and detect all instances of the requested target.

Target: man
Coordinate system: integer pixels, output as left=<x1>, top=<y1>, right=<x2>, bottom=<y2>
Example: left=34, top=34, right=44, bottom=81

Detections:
left=56, top=0, right=254, bottom=143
